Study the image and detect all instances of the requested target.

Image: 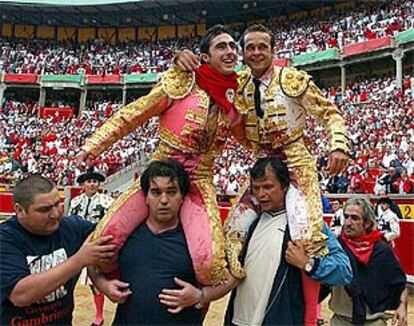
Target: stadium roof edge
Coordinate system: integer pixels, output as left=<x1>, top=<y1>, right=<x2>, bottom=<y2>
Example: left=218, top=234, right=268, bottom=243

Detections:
left=0, top=0, right=346, bottom=29
left=0, top=0, right=143, bottom=5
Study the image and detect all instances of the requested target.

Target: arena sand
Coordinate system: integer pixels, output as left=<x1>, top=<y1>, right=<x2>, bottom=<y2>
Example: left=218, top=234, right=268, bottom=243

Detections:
left=73, top=282, right=414, bottom=325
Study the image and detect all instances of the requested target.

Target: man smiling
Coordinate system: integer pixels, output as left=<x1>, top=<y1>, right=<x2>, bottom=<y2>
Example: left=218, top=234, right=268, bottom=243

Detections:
left=176, top=24, right=351, bottom=324
left=77, top=24, right=248, bottom=286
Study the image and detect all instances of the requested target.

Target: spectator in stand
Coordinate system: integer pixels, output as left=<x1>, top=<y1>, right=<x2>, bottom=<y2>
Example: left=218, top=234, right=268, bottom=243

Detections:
left=396, top=168, right=412, bottom=194
left=348, top=166, right=363, bottom=193
left=327, top=174, right=340, bottom=193
left=377, top=166, right=399, bottom=194
left=382, top=147, right=398, bottom=169
left=336, top=170, right=351, bottom=193
left=225, top=175, right=240, bottom=196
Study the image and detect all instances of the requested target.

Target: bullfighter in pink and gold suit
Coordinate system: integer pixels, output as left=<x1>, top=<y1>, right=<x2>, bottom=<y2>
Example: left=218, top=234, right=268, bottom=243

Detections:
left=77, top=26, right=247, bottom=286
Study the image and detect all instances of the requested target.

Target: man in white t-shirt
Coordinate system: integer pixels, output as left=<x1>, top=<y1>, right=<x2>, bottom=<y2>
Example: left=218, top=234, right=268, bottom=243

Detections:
left=226, top=157, right=352, bottom=325
left=157, top=157, right=352, bottom=325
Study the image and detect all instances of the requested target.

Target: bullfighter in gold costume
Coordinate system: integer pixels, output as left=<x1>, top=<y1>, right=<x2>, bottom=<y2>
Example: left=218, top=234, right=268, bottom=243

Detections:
left=174, top=24, right=350, bottom=326
left=230, top=25, right=350, bottom=326
left=76, top=25, right=247, bottom=286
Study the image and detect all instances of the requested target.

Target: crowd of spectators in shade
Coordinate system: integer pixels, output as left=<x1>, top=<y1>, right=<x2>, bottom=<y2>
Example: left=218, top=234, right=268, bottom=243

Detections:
left=1, top=72, right=413, bottom=196
left=0, top=0, right=413, bottom=75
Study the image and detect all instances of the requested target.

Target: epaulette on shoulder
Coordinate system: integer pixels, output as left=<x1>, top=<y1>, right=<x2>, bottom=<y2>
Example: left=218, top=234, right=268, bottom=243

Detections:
left=236, top=70, right=250, bottom=90
left=280, top=67, right=311, bottom=98
left=234, top=69, right=251, bottom=114
left=161, top=66, right=195, bottom=99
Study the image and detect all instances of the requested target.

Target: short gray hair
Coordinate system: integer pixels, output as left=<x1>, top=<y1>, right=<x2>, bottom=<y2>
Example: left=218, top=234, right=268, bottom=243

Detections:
left=344, top=197, right=377, bottom=233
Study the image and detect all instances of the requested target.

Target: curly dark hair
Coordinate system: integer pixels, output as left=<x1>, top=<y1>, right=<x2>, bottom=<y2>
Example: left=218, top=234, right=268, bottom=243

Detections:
left=140, top=159, right=190, bottom=196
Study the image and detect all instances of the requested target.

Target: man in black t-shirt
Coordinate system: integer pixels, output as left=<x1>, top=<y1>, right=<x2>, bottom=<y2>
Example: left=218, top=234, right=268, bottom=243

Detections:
left=91, top=160, right=204, bottom=325
left=0, top=175, right=116, bottom=325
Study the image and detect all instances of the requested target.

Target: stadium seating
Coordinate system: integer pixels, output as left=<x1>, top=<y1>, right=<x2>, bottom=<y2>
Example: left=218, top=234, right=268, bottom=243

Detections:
left=1, top=73, right=412, bottom=194
left=0, top=0, right=413, bottom=195
left=0, top=1, right=412, bottom=74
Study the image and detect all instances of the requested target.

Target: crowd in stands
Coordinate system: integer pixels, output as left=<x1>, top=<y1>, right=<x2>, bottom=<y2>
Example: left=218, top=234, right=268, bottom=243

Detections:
left=213, top=144, right=254, bottom=196
left=0, top=98, right=159, bottom=189
left=1, top=98, right=39, bottom=116
left=0, top=0, right=413, bottom=196
left=1, top=72, right=413, bottom=195
left=272, top=0, right=414, bottom=58
left=0, top=1, right=413, bottom=75
left=315, top=73, right=414, bottom=195
left=0, top=36, right=199, bottom=75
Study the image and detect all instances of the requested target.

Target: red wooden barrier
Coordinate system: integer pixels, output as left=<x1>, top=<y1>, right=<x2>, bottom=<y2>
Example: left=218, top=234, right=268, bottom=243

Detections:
left=1, top=188, right=413, bottom=279
left=0, top=190, right=65, bottom=216
left=0, top=192, right=14, bottom=214
left=343, top=36, right=391, bottom=57
left=87, top=74, right=121, bottom=84
left=4, top=73, right=38, bottom=84
left=394, top=221, right=414, bottom=278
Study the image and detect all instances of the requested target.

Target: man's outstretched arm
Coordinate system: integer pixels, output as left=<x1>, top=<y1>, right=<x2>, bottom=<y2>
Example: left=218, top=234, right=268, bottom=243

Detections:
left=76, top=83, right=170, bottom=168
left=8, top=235, right=115, bottom=306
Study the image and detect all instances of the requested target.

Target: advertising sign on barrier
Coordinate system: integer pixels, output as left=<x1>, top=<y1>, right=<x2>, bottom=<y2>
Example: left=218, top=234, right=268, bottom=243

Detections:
left=399, top=204, right=414, bottom=219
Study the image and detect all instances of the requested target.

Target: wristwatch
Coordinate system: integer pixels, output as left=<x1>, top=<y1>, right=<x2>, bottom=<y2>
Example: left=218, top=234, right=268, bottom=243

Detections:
left=194, top=288, right=205, bottom=309
left=304, top=258, right=315, bottom=274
